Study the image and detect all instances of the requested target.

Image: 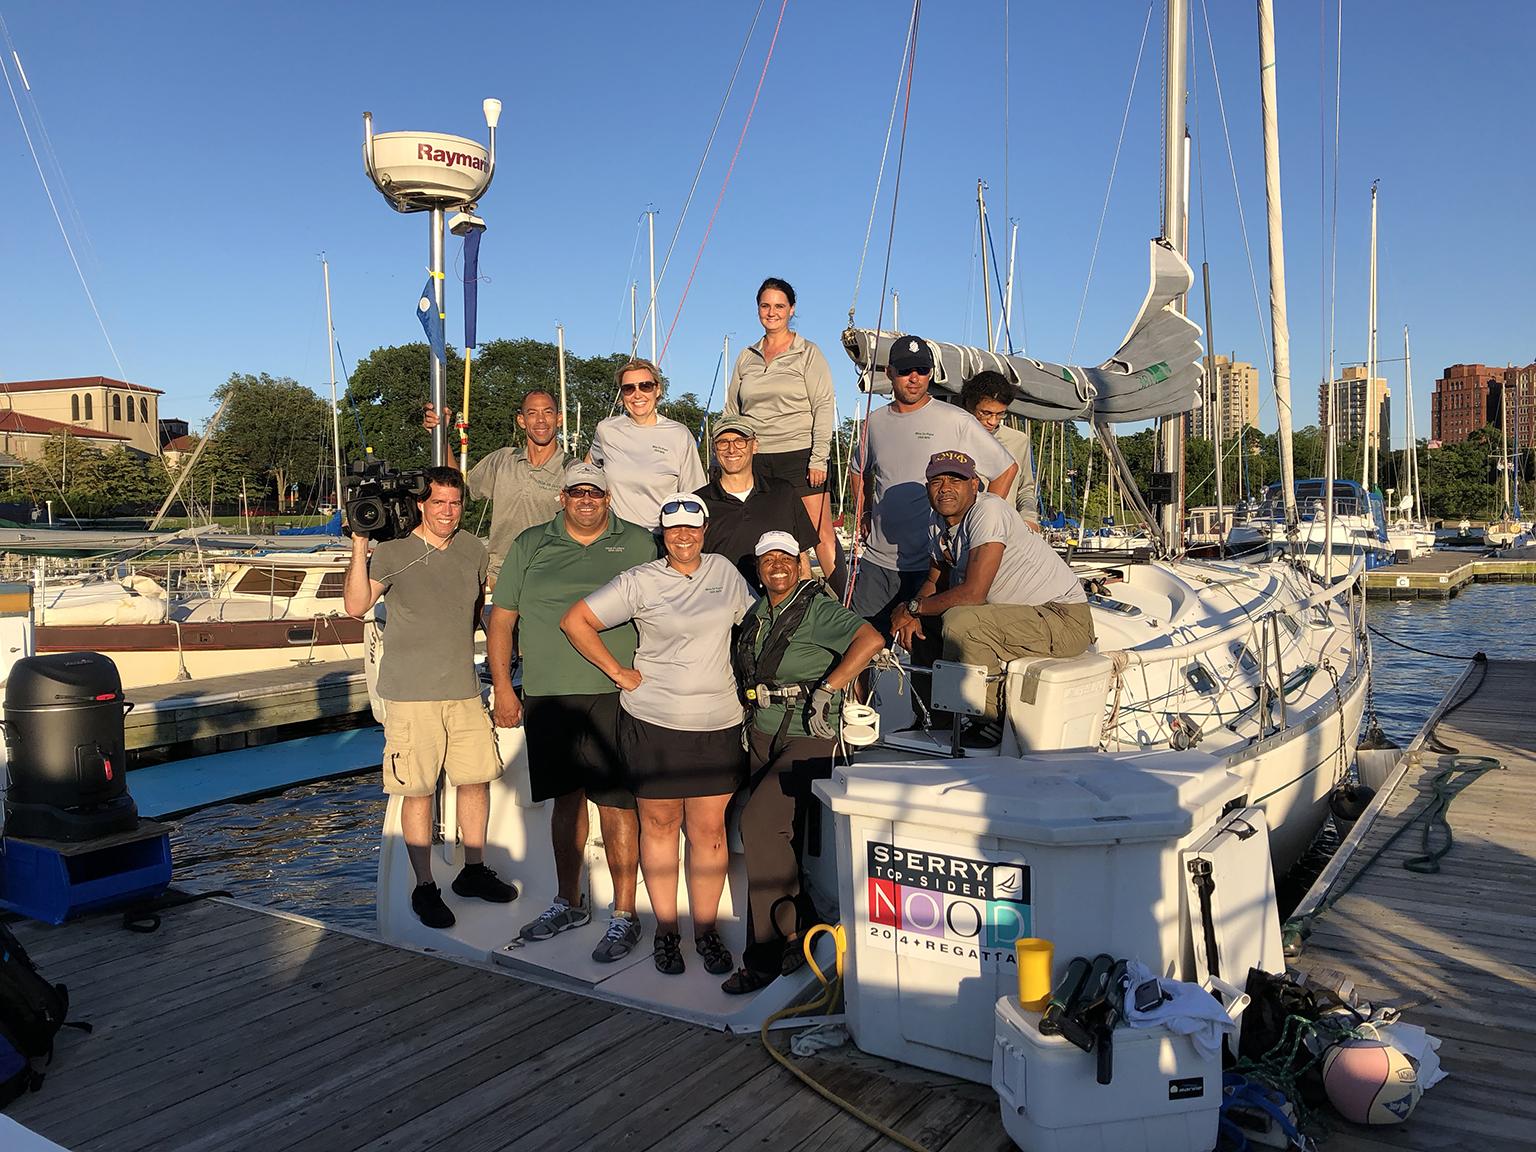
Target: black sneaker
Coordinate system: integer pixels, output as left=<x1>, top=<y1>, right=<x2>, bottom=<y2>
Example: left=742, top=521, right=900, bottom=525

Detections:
left=653, top=931, right=685, bottom=976
left=452, top=862, right=518, bottom=903
left=411, top=882, right=455, bottom=929
left=695, top=929, right=733, bottom=976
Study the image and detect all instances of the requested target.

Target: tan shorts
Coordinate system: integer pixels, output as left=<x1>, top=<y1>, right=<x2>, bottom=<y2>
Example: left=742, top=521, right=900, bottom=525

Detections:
left=381, top=697, right=502, bottom=797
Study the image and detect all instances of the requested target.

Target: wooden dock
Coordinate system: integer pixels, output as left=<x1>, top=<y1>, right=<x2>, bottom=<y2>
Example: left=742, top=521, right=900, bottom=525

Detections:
left=1290, top=658, right=1536, bottom=1151
left=4, top=898, right=1007, bottom=1151
left=1364, top=552, right=1536, bottom=599
left=125, top=659, right=370, bottom=756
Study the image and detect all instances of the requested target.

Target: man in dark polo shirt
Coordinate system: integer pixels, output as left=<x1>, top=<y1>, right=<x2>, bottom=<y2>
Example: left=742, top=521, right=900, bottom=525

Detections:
left=694, top=415, right=818, bottom=587
left=487, top=461, right=654, bottom=962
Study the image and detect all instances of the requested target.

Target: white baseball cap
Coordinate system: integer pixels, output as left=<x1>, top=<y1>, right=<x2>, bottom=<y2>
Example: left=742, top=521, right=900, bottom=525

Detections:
left=753, top=530, right=800, bottom=558
left=658, top=493, right=708, bottom=528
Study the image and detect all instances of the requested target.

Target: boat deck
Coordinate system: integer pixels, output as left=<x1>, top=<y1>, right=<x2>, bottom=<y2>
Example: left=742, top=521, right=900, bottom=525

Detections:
left=1364, top=552, right=1536, bottom=598
left=1291, top=658, right=1536, bottom=1151
left=5, top=898, right=1007, bottom=1151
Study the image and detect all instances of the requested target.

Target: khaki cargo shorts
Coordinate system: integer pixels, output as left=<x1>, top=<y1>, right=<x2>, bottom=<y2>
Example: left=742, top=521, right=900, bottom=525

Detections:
left=381, top=697, right=502, bottom=797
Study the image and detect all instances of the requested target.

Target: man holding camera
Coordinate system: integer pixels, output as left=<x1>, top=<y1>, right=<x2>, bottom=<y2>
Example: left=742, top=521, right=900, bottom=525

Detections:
left=344, top=465, right=517, bottom=929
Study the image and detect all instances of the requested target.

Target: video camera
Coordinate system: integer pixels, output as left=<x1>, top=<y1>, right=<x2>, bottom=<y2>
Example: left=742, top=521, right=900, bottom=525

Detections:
left=343, top=459, right=429, bottom=542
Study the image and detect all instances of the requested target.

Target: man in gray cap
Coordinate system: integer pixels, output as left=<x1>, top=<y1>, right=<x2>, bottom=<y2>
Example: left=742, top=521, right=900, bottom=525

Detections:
left=891, top=450, right=1094, bottom=741
left=487, top=459, right=656, bottom=961
left=848, top=335, right=1019, bottom=636
left=694, top=414, right=820, bottom=587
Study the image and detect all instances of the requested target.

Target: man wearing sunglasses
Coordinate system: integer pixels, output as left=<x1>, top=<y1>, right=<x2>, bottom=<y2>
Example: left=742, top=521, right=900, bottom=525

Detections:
left=890, top=450, right=1094, bottom=743
left=847, top=335, right=1018, bottom=635
left=694, top=414, right=819, bottom=587
left=486, top=460, right=655, bottom=961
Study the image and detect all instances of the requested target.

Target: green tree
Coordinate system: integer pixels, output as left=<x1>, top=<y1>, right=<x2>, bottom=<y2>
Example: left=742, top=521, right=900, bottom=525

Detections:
left=213, top=372, right=330, bottom=507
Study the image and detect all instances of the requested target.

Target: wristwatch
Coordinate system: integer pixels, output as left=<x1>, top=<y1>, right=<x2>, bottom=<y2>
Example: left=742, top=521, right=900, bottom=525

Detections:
left=906, top=596, right=924, bottom=617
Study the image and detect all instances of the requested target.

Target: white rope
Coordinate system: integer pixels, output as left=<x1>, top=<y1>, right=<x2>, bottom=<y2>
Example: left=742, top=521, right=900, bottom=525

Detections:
left=1068, top=1, right=1155, bottom=364
left=1197, top=0, right=1274, bottom=380
left=848, top=7, right=918, bottom=321
left=0, top=45, right=127, bottom=380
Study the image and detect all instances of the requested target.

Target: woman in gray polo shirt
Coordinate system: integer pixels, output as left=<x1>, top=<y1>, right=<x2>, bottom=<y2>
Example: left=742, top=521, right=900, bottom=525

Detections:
left=589, top=358, right=707, bottom=530
left=561, top=493, right=755, bottom=977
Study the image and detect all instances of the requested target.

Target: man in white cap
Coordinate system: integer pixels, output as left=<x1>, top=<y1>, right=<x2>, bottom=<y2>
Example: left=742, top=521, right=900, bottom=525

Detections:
left=487, top=459, right=655, bottom=961
left=848, top=335, right=1018, bottom=635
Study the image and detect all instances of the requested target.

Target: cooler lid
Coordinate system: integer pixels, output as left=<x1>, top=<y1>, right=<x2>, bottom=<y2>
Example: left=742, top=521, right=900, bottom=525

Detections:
left=817, top=748, right=1240, bottom=845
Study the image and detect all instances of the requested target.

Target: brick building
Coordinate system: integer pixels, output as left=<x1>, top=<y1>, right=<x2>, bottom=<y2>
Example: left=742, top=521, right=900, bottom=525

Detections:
left=1429, top=364, right=1536, bottom=445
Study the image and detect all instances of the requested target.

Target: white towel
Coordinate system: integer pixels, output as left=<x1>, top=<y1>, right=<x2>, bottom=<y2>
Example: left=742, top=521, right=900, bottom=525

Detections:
left=1119, top=958, right=1239, bottom=1059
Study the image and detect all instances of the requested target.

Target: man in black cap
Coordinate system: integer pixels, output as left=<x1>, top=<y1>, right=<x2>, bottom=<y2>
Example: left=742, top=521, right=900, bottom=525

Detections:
left=847, top=335, right=1018, bottom=636
left=694, top=414, right=819, bottom=587
left=891, top=450, right=1094, bottom=738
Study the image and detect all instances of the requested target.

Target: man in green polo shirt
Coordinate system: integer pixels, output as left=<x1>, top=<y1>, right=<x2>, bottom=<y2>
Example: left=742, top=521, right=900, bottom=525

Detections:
left=487, top=461, right=654, bottom=961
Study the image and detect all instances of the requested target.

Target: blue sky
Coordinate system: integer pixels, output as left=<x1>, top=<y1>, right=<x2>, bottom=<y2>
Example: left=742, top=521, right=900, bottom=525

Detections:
left=1, top=1, right=1531, bottom=443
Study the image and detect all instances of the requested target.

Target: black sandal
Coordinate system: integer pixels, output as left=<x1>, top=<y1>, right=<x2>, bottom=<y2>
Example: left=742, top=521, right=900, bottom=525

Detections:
left=721, top=965, right=777, bottom=995
left=695, top=929, right=733, bottom=976
left=781, top=934, right=806, bottom=975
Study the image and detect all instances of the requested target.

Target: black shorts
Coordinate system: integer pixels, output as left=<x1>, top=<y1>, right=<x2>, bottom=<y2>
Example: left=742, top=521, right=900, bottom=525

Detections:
left=523, top=693, right=635, bottom=810
left=617, top=708, right=746, bottom=800
left=755, top=448, right=826, bottom=497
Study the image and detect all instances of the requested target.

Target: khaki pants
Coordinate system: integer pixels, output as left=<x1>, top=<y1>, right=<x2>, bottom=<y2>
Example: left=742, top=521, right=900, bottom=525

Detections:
left=924, top=601, right=1096, bottom=718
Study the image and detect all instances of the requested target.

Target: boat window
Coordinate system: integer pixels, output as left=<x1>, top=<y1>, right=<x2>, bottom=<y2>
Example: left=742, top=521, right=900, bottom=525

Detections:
left=112, top=394, right=122, bottom=421
left=71, top=394, right=80, bottom=421
left=84, top=394, right=93, bottom=420
left=232, top=567, right=307, bottom=597
left=317, top=571, right=345, bottom=598
left=1229, top=643, right=1259, bottom=674
left=287, top=625, right=316, bottom=645
left=1185, top=664, right=1217, bottom=695
left=1087, top=594, right=1140, bottom=616
left=1278, top=613, right=1302, bottom=639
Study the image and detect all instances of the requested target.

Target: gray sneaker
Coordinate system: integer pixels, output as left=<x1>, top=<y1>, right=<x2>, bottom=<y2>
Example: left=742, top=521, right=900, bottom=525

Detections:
left=591, top=912, right=642, bottom=963
left=519, top=897, right=590, bottom=941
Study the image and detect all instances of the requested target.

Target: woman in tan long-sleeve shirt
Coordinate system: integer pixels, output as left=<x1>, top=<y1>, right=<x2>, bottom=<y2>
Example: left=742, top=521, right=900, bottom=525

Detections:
left=723, top=277, right=845, bottom=593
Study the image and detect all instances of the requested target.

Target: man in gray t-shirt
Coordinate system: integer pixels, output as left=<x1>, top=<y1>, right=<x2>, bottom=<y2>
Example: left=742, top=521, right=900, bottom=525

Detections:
left=344, top=466, right=516, bottom=930
left=891, top=451, right=1095, bottom=731
left=848, top=335, right=1018, bottom=636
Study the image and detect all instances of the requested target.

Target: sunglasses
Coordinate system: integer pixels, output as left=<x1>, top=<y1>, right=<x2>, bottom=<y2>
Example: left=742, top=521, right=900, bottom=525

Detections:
left=894, top=366, right=933, bottom=378
left=620, top=380, right=659, bottom=394
left=564, top=486, right=606, bottom=500
left=661, top=498, right=705, bottom=517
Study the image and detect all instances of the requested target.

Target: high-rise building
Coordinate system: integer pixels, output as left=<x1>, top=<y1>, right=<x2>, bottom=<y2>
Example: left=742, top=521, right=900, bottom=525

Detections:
left=1430, top=363, right=1536, bottom=445
left=1195, top=354, right=1260, bottom=441
left=1319, top=365, right=1390, bottom=448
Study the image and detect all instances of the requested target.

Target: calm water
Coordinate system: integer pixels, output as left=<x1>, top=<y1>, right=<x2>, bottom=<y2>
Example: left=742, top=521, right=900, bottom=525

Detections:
left=166, top=583, right=1536, bottom=932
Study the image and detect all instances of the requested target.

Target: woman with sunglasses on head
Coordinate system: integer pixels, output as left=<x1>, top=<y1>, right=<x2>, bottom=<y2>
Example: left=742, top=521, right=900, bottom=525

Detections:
left=724, top=278, right=845, bottom=594
left=561, top=494, right=755, bottom=977
left=589, top=359, right=708, bottom=530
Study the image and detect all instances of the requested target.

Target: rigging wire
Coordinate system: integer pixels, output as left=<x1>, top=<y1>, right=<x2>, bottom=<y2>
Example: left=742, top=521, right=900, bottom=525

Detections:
left=608, top=216, right=645, bottom=354
left=1326, top=2, right=1345, bottom=410
left=656, top=0, right=789, bottom=369
left=0, top=44, right=127, bottom=381
left=1067, top=1, right=1155, bottom=364
left=640, top=0, right=768, bottom=360
left=1196, top=0, right=1274, bottom=381
left=847, top=4, right=919, bottom=322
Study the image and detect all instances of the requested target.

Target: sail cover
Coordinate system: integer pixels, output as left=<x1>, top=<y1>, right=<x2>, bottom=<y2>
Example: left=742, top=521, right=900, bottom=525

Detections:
left=841, top=239, right=1204, bottom=424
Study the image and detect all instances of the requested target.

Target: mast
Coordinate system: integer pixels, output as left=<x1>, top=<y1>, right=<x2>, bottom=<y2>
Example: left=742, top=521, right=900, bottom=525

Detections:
left=629, top=281, right=638, bottom=357
left=1202, top=262, right=1225, bottom=536
left=1404, top=326, right=1422, bottom=522
left=1362, top=181, right=1379, bottom=489
left=556, top=323, right=569, bottom=454
left=997, top=220, right=1019, bottom=353
left=977, top=180, right=994, bottom=347
left=1258, top=0, right=1298, bottom=530
left=891, top=290, right=901, bottom=330
left=322, top=256, right=343, bottom=511
left=647, top=209, right=658, bottom=365
left=1158, top=0, right=1188, bottom=549
left=1501, top=366, right=1512, bottom=519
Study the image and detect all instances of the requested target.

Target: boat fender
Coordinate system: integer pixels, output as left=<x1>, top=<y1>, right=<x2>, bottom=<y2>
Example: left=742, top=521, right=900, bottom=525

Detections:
left=1329, top=782, right=1376, bottom=826
left=1356, top=723, right=1400, bottom=752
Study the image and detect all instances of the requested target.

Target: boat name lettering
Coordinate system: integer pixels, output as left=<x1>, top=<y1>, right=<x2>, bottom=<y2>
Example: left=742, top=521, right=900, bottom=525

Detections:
left=868, top=841, right=1027, bottom=899
left=416, top=143, right=487, bottom=171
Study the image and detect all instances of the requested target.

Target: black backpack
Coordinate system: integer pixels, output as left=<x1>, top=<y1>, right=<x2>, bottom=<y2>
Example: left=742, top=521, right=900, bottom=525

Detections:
left=0, top=921, right=89, bottom=1106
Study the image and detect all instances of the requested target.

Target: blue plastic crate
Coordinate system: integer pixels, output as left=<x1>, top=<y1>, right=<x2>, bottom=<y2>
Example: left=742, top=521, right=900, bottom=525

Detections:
left=0, top=823, right=172, bottom=924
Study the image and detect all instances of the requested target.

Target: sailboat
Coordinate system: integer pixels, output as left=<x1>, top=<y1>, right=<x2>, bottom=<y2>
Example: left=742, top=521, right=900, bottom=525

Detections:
left=1486, top=367, right=1527, bottom=547
left=1385, top=326, right=1436, bottom=558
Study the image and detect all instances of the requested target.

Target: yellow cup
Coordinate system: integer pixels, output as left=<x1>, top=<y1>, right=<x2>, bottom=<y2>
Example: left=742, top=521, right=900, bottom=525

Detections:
left=1016, top=938, right=1053, bottom=1011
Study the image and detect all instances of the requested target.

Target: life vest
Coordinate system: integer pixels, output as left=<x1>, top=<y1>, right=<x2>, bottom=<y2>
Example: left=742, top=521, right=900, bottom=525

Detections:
left=734, top=579, right=825, bottom=709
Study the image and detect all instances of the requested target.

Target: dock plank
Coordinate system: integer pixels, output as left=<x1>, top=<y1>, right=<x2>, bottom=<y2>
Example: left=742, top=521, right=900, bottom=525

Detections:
left=1293, top=658, right=1536, bottom=1152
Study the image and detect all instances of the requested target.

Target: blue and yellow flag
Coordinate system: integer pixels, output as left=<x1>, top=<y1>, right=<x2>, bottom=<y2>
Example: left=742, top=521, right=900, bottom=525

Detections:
left=416, top=275, right=446, bottom=363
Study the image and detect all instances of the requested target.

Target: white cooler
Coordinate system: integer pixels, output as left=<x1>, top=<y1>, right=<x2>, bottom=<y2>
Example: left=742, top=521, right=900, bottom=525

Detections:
left=994, top=996, right=1220, bottom=1152
left=815, top=749, right=1242, bottom=1083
